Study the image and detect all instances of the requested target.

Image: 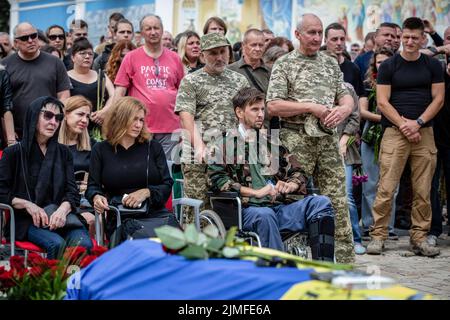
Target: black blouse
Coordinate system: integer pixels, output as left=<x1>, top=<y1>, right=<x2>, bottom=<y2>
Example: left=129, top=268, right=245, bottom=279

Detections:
left=68, top=139, right=96, bottom=173
left=85, top=139, right=173, bottom=211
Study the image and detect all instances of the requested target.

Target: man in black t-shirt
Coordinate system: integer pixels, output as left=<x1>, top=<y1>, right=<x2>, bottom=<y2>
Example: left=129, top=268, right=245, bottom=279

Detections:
left=1, top=22, right=70, bottom=138
left=367, top=18, right=445, bottom=257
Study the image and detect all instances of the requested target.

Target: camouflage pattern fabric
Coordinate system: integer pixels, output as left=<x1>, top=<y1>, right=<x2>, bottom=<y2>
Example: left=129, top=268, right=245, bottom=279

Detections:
left=208, top=129, right=308, bottom=207
left=200, top=33, right=231, bottom=51
left=181, top=163, right=210, bottom=224
left=266, top=50, right=354, bottom=264
left=281, top=127, right=355, bottom=264
left=266, top=50, right=349, bottom=136
left=175, top=68, right=249, bottom=222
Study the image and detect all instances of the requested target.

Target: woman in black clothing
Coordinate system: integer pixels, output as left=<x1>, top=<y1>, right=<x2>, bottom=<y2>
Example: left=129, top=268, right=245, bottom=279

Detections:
left=68, top=37, right=114, bottom=139
left=0, top=96, right=92, bottom=259
left=58, top=95, right=96, bottom=236
left=86, top=97, right=178, bottom=240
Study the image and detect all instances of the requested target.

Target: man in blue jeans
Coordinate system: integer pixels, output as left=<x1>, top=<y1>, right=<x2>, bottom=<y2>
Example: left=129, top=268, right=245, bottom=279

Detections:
left=208, top=87, right=336, bottom=261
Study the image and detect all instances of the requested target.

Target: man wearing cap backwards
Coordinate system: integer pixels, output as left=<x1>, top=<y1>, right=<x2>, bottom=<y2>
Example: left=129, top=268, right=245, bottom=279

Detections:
left=175, top=32, right=250, bottom=223
left=266, top=13, right=355, bottom=264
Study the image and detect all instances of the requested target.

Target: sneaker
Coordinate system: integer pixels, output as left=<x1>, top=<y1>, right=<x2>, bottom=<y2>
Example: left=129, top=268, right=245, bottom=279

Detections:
left=354, top=242, right=366, bottom=255
left=367, top=239, right=385, bottom=255
left=426, top=235, right=438, bottom=247
left=409, top=240, right=440, bottom=257
left=362, top=231, right=371, bottom=241
left=388, top=232, right=399, bottom=240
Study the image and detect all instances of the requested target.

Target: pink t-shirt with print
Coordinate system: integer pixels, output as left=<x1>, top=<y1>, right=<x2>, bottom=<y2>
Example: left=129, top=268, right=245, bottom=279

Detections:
left=114, top=47, right=184, bottom=133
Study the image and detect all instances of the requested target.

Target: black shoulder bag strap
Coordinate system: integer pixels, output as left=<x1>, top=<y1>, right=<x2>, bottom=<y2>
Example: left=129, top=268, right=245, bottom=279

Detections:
left=243, top=67, right=265, bottom=93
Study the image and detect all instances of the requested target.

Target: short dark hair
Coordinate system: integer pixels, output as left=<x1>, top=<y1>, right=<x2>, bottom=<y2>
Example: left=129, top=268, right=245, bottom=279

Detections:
left=113, top=18, right=134, bottom=33
left=109, top=12, right=125, bottom=23
left=261, top=29, right=274, bottom=35
left=232, top=87, right=265, bottom=113
left=376, top=22, right=397, bottom=34
left=325, top=22, right=346, bottom=38
left=71, top=37, right=93, bottom=56
left=70, top=19, right=88, bottom=32
left=41, top=44, right=61, bottom=58
left=402, top=17, right=424, bottom=32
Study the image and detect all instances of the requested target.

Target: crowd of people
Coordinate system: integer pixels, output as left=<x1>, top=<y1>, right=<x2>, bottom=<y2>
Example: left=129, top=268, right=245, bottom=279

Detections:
left=0, top=11, right=449, bottom=264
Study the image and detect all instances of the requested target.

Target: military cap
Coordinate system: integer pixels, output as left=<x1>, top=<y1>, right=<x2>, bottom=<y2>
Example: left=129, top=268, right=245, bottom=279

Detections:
left=200, top=33, right=231, bottom=51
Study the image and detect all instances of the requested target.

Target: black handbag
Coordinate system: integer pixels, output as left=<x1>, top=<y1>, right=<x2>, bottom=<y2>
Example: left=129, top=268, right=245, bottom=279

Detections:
left=43, top=204, right=84, bottom=229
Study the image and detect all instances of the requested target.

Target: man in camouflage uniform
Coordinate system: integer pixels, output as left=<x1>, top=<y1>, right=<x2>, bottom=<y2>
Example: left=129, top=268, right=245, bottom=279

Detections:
left=208, top=88, right=336, bottom=260
left=266, top=14, right=355, bottom=264
left=175, top=33, right=249, bottom=223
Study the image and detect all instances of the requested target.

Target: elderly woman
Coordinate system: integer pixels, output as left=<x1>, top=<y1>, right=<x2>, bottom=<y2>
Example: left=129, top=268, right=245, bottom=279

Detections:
left=86, top=97, right=178, bottom=242
left=0, top=96, right=92, bottom=259
left=58, top=95, right=97, bottom=236
left=177, top=31, right=204, bottom=74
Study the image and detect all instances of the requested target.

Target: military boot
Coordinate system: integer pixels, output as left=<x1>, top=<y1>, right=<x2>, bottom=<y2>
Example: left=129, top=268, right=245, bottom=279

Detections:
left=409, top=240, right=440, bottom=257
left=366, top=239, right=385, bottom=255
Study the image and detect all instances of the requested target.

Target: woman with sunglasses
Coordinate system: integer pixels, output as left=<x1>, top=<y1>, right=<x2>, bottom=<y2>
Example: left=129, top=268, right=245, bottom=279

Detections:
left=0, top=96, right=92, bottom=259
left=58, top=95, right=97, bottom=237
left=46, top=25, right=66, bottom=59
left=105, top=40, right=136, bottom=83
left=68, top=37, right=115, bottom=139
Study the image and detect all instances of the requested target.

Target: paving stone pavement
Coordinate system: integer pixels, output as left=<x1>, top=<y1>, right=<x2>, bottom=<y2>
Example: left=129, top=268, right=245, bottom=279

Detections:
left=355, top=228, right=450, bottom=300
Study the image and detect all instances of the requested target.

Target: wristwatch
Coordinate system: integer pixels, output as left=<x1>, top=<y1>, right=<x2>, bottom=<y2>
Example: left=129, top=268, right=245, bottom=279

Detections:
left=428, top=46, right=439, bottom=56
left=416, top=118, right=425, bottom=127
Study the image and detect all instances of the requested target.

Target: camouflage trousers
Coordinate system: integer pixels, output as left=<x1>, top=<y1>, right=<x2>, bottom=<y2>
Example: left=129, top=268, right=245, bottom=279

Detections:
left=181, top=164, right=211, bottom=224
left=280, top=127, right=355, bottom=264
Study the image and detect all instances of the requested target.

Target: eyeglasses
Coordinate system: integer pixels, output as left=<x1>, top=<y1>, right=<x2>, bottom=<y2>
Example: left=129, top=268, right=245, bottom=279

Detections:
left=15, top=32, right=38, bottom=42
left=154, top=58, right=160, bottom=77
left=41, top=110, right=64, bottom=122
left=48, top=34, right=65, bottom=41
left=77, top=51, right=94, bottom=57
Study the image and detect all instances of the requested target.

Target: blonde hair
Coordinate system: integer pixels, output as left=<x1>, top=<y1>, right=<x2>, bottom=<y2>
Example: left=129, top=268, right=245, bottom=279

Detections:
left=177, top=31, right=200, bottom=69
left=58, top=95, right=92, bottom=151
left=102, top=96, right=150, bottom=150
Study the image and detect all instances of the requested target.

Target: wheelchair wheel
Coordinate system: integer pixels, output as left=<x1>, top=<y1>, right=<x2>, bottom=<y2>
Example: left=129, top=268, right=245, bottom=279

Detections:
left=199, top=210, right=227, bottom=239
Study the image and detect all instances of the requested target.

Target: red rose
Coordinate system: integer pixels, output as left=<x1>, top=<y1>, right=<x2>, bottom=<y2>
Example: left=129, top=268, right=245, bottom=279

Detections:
left=28, top=252, right=46, bottom=267
left=162, top=244, right=182, bottom=255
left=63, top=246, right=87, bottom=263
left=9, top=255, right=25, bottom=271
left=0, top=270, right=15, bottom=290
left=79, top=255, right=97, bottom=268
left=29, top=266, right=44, bottom=278
left=91, top=245, right=108, bottom=257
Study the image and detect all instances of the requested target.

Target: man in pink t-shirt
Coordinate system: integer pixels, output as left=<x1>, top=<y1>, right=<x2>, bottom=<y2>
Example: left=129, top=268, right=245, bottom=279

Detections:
left=114, top=14, right=184, bottom=160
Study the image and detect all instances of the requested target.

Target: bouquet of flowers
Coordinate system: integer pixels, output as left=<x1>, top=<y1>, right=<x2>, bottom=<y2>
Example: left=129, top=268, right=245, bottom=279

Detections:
left=352, top=165, right=368, bottom=186
left=0, top=245, right=107, bottom=300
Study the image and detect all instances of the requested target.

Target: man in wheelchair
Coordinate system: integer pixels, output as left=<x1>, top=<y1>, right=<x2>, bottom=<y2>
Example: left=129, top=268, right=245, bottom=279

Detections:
left=208, top=88, right=335, bottom=261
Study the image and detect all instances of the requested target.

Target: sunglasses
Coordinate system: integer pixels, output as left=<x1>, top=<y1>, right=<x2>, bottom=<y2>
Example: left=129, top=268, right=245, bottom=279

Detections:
left=15, top=32, right=38, bottom=42
left=48, top=34, right=65, bottom=41
left=41, top=110, right=64, bottom=122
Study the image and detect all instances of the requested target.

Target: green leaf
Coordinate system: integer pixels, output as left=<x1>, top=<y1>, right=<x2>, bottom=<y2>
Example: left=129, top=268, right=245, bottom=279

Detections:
left=203, top=224, right=219, bottom=238
left=179, top=245, right=209, bottom=259
left=184, top=224, right=199, bottom=244
left=222, top=247, right=240, bottom=258
left=206, top=237, right=225, bottom=252
left=225, top=226, right=238, bottom=247
left=155, top=225, right=186, bottom=250
left=196, top=233, right=209, bottom=247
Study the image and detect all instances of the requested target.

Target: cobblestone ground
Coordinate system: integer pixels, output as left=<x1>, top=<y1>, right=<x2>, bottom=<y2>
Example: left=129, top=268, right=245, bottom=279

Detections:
left=355, top=227, right=450, bottom=300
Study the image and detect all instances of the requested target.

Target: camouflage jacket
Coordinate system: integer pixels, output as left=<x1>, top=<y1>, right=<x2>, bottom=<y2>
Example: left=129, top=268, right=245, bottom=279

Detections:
left=266, top=50, right=349, bottom=128
left=174, top=68, right=249, bottom=133
left=208, top=128, right=308, bottom=207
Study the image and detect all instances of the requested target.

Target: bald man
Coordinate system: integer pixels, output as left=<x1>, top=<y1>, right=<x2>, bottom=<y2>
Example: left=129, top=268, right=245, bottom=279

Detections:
left=267, top=14, right=355, bottom=264
left=1, top=22, right=70, bottom=138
